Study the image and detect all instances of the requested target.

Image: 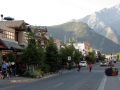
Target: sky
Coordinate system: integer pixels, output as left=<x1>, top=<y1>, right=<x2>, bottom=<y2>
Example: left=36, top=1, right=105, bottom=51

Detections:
left=0, top=0, right=120, bottom=26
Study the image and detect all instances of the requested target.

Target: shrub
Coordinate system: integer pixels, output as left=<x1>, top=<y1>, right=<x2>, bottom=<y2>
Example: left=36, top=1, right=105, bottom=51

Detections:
left=23, top=69, right=44, bottom=78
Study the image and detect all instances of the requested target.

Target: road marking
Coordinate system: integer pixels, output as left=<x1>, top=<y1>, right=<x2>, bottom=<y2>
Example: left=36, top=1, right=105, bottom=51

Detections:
left=97, top=75, right=107, bottom=90
left=53, top=82, right=64, bottom=88
left=118, top=77, right=120, bottom=81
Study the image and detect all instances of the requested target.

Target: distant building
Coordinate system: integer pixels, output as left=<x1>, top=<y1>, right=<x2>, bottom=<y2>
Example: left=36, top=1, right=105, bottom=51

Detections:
left=32, top=26, right=49, bottom=48
left=54, top=39, right=61, bottom=50
left=73, top=42, right=92, bottom=56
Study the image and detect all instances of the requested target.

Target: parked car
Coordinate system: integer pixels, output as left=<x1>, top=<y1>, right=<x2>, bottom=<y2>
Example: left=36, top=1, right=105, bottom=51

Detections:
left=100, top=61, right=108, bottom=66
left=79, top=61, right=87, bottom=67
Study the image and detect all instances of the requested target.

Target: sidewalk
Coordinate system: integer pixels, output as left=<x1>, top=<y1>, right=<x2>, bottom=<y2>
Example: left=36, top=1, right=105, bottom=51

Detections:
left=0, top=77, right=36, bottom=88
left=0, top=69, right=74, bottom=88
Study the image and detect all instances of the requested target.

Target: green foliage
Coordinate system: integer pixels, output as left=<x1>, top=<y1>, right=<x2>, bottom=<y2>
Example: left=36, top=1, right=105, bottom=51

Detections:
left=65, top=44, right=75, bottom=57
left=86, top=51, right=96, bottom=64
left=73, top=50, right=83, bottom=64
left=23, top=68, right=44, bottom=78
left=59, top=47, right=68, bottom=67
left=97, top=51, right=105, bottom=62
left=40, top=63, right=50, bottom=73
left=22, top=32, right=45, bottom=65
left=7, top=52, right=16, bottom=62
left=59, top=44, right=77, bottom=69
left=22, top=39, right=39, bottom=65
left=45, top=37, right=59, bottom=72
left=116, top=53, right=120, bottom=61
left=37, top=46, right=45, bottom=65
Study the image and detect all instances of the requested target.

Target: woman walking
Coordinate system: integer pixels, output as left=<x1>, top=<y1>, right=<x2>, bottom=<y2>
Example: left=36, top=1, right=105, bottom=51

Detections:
left=88, top=63, right=93, bottom=72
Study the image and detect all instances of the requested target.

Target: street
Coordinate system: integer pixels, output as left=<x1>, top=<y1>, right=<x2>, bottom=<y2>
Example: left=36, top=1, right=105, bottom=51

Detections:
left=1, top=62, right=120, bottom=90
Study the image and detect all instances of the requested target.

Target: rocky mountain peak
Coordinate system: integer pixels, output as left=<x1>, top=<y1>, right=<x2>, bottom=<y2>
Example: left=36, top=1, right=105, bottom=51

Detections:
left=80, top=4, right=120, bottom=45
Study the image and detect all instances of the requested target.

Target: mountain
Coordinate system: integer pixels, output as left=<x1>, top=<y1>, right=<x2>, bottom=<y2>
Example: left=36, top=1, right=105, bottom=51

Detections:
left=80, top=4, right=120, bottom=45
left=47, top=21, right=120, bottom=53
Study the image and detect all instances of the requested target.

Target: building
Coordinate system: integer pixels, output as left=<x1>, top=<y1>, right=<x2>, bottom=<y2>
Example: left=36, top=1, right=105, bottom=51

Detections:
left=0, top=20, right=29, bottom=63
left=54, top=39, right=61, bottom=50
left=32, top=26, right=49, bottom=48
left=73, top=42, right=92, bottom=56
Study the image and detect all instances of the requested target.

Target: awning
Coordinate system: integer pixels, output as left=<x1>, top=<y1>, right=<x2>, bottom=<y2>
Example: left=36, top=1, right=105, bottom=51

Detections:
left=0, top=39, right=22, bottom=50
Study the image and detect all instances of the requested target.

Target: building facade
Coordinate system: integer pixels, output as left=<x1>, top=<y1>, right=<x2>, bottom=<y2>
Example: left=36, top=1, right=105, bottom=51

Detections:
left=73, top=42, right=92, bottom=56
left=0, top=20, right=29, bottom=63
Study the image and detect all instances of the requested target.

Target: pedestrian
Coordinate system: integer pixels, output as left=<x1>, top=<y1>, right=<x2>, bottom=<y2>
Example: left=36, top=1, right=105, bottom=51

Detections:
left=88, top=63, right=93, bottom=72
left=0, top=66, right=3, bottom=79
left=77, top=64, right=81, bottom=72
left=2, top=61, right=8, bottom=79
left=11, top=62, right=16, bottom=76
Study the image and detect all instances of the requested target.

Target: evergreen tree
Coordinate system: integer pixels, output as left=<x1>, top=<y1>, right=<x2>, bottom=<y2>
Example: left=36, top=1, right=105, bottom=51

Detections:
left=22, top=32, right=44, bottom=68
left=45, top=38, right=59, bottom=72
left=73, top=50, right=83, bottom=64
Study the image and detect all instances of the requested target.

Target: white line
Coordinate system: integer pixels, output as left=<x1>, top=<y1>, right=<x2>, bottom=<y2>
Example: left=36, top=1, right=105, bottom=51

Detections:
left=118, top=77, right=120, bottom=81
left=97, top=75, right=107, bottom=90
left=53, top=82, right=64, bottom=88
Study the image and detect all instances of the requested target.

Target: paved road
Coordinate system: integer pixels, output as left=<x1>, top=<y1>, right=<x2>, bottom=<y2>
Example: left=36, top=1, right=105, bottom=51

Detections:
left=0, top=62, right=120, bottom=90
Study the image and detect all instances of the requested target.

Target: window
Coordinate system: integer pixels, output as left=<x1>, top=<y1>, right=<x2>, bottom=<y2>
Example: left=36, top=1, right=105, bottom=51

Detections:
left=2, top=30, right=15, bottom=40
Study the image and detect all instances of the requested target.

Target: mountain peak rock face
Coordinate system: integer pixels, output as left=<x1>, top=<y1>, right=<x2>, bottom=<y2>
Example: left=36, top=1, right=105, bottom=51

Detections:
left=46, top=21, right=120, bottom=53
left=80, top=4, right=120, bottom=45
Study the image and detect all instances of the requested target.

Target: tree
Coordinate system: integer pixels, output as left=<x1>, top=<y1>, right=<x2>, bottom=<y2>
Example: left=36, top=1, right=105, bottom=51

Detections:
left=116, top=53, right=120, bottom=61
left=22, top=37, right=38, bottom=65
left=59, top=46, right=68, bottom=69
left=59, top=44, right=76, bottom=69
left=73, top=50, right=83, bottom=64
left=86, top=51, right=96, bottom=64
left=22, top=32, right=44, bottom=70
left=7, top=52, right=16, bottom=62
left=45, top=37, right=59, bottom=72
left=97, top=51, right=102, bottom=62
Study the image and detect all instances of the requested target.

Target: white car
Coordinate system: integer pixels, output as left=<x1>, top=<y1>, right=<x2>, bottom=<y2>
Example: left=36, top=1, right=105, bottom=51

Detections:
left=79, top=61, right=87, bottom=67
left=100, top=61, right=108, bottom=66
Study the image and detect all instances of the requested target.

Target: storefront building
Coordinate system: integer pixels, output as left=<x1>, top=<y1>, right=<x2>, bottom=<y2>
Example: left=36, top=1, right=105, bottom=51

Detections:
left=0, top=20, right=28, bottom=64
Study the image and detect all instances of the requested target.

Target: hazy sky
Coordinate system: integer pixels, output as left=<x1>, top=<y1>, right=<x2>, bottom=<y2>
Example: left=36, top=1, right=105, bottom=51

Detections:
left=0, top=0, right=120, bottom=26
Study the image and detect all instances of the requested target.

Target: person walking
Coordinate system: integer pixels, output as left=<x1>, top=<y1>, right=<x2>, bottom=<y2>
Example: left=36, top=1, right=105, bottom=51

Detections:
left=77, top=63, right=81, bottom=72
left=88, top=63, right=93, bottom=72
left=2, top=61, right=8, bottom=79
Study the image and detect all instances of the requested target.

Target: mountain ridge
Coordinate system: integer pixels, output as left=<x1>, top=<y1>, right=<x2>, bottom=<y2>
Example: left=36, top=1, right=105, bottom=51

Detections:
left=80, top=4, right=120, bottom=45
left=46, top=21, right=120, bottom=53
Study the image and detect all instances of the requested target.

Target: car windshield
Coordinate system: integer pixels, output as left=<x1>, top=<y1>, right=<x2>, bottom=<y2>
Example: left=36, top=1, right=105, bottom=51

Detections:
left=101, top=61, right=106, bottom=63
left=81, top=61, right=86, bottom=63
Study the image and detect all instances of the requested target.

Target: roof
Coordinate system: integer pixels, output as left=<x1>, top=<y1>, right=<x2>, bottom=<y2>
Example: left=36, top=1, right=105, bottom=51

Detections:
left=0, top=25, right=15, bottom=32
left=0, top=20, right=28, bottom=28
left=0, top=39, right=22, bottom=50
